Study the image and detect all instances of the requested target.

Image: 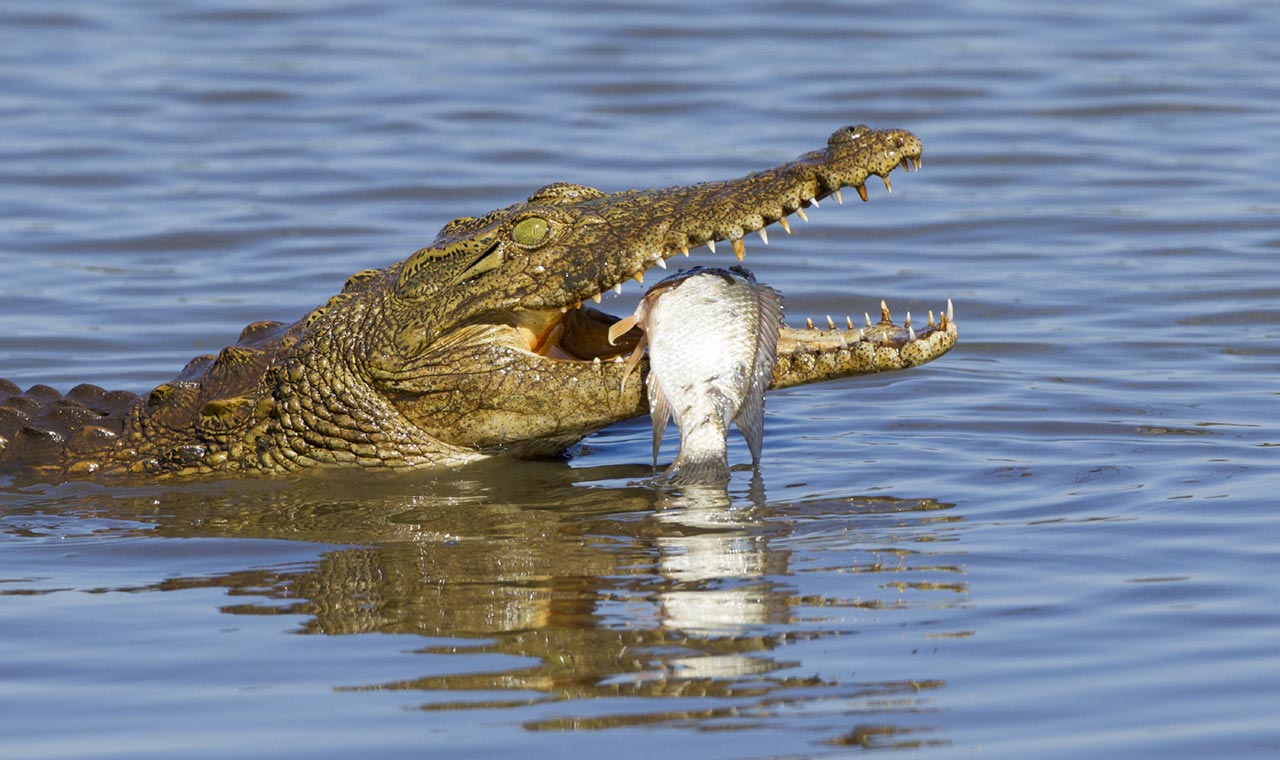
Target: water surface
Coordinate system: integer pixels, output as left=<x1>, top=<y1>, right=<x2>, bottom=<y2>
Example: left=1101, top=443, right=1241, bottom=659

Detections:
left=2, top=1, right=1278, bottom=758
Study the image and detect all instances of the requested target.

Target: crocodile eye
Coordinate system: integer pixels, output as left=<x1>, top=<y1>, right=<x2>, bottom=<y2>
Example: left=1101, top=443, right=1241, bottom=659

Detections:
left=512, top=217, right=549, bottom=246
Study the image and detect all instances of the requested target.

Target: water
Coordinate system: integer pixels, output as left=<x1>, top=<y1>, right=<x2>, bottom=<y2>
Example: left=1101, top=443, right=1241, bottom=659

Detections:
left=2, top=1, right=1278, bottom=757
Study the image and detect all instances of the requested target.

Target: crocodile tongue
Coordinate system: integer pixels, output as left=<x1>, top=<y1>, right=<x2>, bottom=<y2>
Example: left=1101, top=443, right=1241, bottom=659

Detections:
left=559, top=305, right=641, bottom=360
left=511, top=305, right=640, bottom=361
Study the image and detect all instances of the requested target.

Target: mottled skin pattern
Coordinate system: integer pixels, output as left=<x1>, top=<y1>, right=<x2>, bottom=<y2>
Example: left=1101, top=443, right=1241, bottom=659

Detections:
left=0, top=125, right=956, bottom=482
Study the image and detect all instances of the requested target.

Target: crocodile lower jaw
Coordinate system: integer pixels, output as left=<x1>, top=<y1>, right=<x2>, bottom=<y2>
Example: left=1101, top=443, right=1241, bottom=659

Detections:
left=496, top=288, right=956, bottom=377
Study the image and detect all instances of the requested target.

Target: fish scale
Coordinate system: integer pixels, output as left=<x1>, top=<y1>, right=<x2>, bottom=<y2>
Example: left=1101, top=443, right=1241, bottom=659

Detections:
left=609, top=266, right=783, bottom=485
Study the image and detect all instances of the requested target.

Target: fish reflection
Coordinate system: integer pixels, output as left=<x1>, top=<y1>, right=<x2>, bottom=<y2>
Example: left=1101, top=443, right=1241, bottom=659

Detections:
left=38, top=461, right=964, bottom=743
left=644, top=483, right=785, bottom=684
left=653, top=484, right=780, bottom=635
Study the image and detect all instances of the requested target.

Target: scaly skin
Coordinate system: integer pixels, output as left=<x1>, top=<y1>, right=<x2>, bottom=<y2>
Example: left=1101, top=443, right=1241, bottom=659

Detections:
left=0, top=124, right=956, bottom=481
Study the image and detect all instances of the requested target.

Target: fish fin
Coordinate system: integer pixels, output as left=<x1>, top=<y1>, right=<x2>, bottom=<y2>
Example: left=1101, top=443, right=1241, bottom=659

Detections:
left=736, top=386, right=766, bottom=466
left=735, top=283, right=784, bottom=467
left=648, top=378, right=671, bottom=467
left=661, top=449, right=731, bottom=486
left=753, top=283, right=785, bottom=379
left=620, top=334, right=647, bottom=393
left=607, top=312, right=640, bottom=345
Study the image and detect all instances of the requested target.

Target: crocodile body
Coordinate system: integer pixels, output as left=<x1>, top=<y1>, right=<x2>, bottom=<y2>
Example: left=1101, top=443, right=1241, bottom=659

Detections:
left=0, top=125, right=956, bottom=482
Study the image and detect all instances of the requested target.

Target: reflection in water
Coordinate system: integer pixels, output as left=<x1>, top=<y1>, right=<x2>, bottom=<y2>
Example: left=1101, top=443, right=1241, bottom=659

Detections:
left=7, top=461, right=964, bottom=747
left=654, top=482, right=784, bottom=685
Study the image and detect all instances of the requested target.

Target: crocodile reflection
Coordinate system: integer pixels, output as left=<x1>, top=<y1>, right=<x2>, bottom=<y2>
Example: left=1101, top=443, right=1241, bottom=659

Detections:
left=97, top=461, right=964, bottom=743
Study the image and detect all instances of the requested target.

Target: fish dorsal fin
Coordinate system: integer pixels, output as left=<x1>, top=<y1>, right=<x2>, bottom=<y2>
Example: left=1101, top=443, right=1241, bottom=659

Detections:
left=648, top=375, right=672, bottom=467
left=734, top=283, right=784, bottom=466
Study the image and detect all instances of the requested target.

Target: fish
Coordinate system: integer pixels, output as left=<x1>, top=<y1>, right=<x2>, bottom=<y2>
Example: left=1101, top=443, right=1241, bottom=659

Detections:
left=607, top=266, right=784, bottom=485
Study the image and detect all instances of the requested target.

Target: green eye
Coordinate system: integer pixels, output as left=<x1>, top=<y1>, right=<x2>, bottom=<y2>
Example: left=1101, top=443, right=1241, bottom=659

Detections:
left=512, top=217, right=549, bottom=246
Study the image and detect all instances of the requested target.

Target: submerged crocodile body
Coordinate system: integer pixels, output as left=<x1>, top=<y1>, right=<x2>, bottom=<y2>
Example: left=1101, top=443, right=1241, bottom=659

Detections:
left=0, top=125, right=956, bottom=482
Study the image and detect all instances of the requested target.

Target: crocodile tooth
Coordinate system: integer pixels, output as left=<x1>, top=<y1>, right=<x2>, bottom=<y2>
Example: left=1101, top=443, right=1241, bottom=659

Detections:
left=575, top=300, right=583, bottom=310
left=614, top=283, right=623, bottom=295
left=947, top=298, right=954, bottom=322
left=732, top=238, right=745, bottom=261
left=707, top=239, right=717, bottom=254
left=805, top=317, right=814, bottom=329
left=883, top=175, right=893, bottom=193
left=592, top=356, right=601, bottom=366
left=856, top=184, right=869, bottom=202
left=865, top=312, right=872, bottom=328
left=809, top=197, right=820, bottom=208
left=826, top=315, right=835, bottom=330
left=928, top=310, right=936, bottom=327
left=592, top=292, right=602, bottom=304
left=757, top=227, right=769, bottom=245
left=905, top=311, right=912, bottom=329
left=655, top=257, right=667, bottom=269
left=795, top=207, right=809, bottom=222
left=908, top=325, right=917, bottom=342
left=846, top=315, right=854, bottom=330
left=778, top=216, right=792, bottom=234
left=880, top=300, right=891, bottom=323
left=680, top=247, right=690, bottom=257
left=633, top=271, right=644, bottom=284
left=560, top=305, right=570, bottom=314
left=856, top=328, right=864, bottom=342
left=834, top=189, right=844, bottom=204
left=613, top=355, right=624, bottom=364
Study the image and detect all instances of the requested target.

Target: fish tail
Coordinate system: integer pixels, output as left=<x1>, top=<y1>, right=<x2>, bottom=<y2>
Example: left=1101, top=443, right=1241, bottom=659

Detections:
left=660, top=449, right=731, bottom=486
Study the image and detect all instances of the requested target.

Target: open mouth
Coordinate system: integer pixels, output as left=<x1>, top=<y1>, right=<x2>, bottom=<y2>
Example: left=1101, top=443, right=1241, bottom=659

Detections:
left=497, top=151, right=955, bottom=370
left=507, top=303, right=638, bottom=363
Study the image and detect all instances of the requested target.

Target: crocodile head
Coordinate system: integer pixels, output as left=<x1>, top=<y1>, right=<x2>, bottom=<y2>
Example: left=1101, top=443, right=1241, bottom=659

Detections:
left=312, top=125, right=955, bottom=462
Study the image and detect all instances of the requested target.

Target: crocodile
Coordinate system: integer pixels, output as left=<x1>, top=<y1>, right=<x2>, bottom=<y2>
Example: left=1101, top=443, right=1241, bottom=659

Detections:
left=0, top=125, right=956, bottom=482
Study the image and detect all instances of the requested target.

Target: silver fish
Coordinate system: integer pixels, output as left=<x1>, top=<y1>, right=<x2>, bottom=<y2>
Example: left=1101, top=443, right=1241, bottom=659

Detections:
left=608, top=266, right=783, bottom=485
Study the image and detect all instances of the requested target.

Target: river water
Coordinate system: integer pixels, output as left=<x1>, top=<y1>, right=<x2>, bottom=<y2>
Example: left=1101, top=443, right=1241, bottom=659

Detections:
left=2, top=1, right=1278, bottom=758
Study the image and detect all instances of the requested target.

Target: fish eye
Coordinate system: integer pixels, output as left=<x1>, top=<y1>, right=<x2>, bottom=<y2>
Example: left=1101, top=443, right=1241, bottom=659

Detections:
left=512, top=217, right=549, bottom=246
